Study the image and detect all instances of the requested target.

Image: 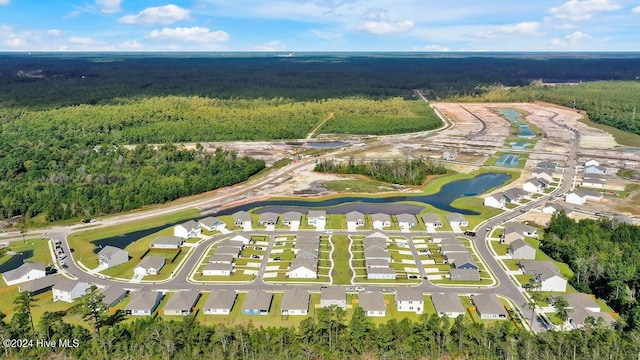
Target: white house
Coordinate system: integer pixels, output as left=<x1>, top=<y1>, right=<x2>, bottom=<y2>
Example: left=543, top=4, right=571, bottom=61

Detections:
left=2, top=262, right=46, bottom=286
left=281, top=288, right=310, bottom=316
left=230, top=234, right=251, bottom=245
left=445, top=213, right=468, bottom=227
left=150, top=236, right=184, bottom=249
left=134, top=256, right=166, bottom=277
left=542, top=203, right=568, bottom=215
left=52, top=279, right=90, bottom=303
left=422, top=213, right=443, bottom=228
left=307, top=210, right=326, bottom=225
left=484, top=193, right=506, bottom=209
left=173, top=220, right=201, bottom=238
left=125, top=291, right=163, bottom=316
left=258, top=212, right=279, bottom=226
left=396, top=288, right=423, bottom=314
left=359, top=291, right=386, bottom=317
left=203, top=290, right=237, bottom=315
left=371, top=213, right=392, bottom=229
left=346, top=211, right=365, bottom=228
left=320, top=287, right=346, bottom=310
left=522, top=178, right=548, bottom=193
left=199, top=217, right=227, bottom=232
left=565, top=189, right=602, bottom=205
left=520, top=260, right=567, bottom=292
left=508, top=239, right=536, bottom=260
left=396, top=214, right=417, bottom=228
left=432, top=293, right=465, bottom=318
left=585, top=165, right=607, bottom=175
left=366, top=266, right=396, bottom=280
left=203, top=262, right=233, bottom=276
left=98, top=246, right=128, bottom=268
left=585, top=159, right=600, bottom=167
left=282, top=211, right=302, bottom=228
left=582, top=176, right=606, bottom=188
left=531, top=169, right=555, bottom=183
left=287, top=258, right=317, bottom=279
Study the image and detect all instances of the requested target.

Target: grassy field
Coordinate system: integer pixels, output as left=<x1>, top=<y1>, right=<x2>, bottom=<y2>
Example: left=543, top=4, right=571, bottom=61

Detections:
left=67, top=209, right=199, bottom=270
left=322, top=175, right=400, bottom=193
left=0, top=238, right=53, bottom=276
left=331, top=235, right=352, bottom=284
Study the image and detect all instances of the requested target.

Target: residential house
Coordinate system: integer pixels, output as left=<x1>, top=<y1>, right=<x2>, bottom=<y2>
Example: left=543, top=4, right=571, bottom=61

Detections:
left=203, top=262, right=233, bottom=276
left=439, top=238, right=463, bottom=246
left=52, top=279, right=90, bottom=303
left=18, top=275, right=60, bottom=295
left=396, top=214, right=417, bottom=228
left=233, top=211, right=252, bottom=228
left=229, top=234, right=250, bottom=244
left=258, top=212, right=279, bottom=226
left=442, top=151, right=457, bottom=160
left=531, top=169, right=555, bottom=183
left=431, top=293, right=465, bottom=318
left=217, top=239, right=245, bottom=248
left=449, top=268, right=481, bottom=281
left=585, top=165, right=607, bottom=175
left=501, top=222, right=537, bottom=244
left=484, top=193, right=506, bottom=209
left=320, top=287, right=346, bottom=310
left=150, top=236, right=184, bottom=249
left=125, top=291, right=163, bottom=316
left=508, top=239, right=536, bottom=260
left=281, top=288, right=310, bottom=315
left=396, top=288, right=424, bottom=314
left=371, top=213, right=392, bottom=229
left=565, top=189, right=602, bottom=205
left=519, top=260, right=567, bottom=292
left=366, top=258, right=390, bottom=268
left=2, top=262, right=46, bottom=286
left=445, top=213, right=468, bottom=227
left=366, top=231, right=390, bottom=240
left=364, top=247, right=391, bottom=261
left=422, top=213, right=443, bottom=228
left=199, top=217, right=227, bottom=232
left=359, top=291, right=386, bottom=317
left=307, top=210, right=327, bottom=226
left=346, top=211, right=366, bottom=228
left=472, top=294, right=508, bottom=320
left=542, top=203, right=570, bottom=215
left=98, top=246, right=128, bottom=268
left=242, top=290, right=273, bottom=315
left=562, top=293, right=616, bottom=329
left=214, top=246, right=243, bottom=258
left=203, top=290, right=237, bottom=315
left=585, top=159, right=600, bottom=167
left=440, top=244, right=469, bottom=256
left=582, top=176, right=607, bottom=188
left=134, top=256, right=166, bottom=277
left=287, top=258, right=317, bottom=279
left=173, top=220, right=201, bottom=238
left=282, top=211, right=302, bottom=227
left=503, top=188, right=528, bottom=203
left=164, top=291, right=200, bottom=316
left=366, top=266, right=396, bottom=280
left=522, top=178, right=548, bottom=193
left=363, top=236, right=387, bottom=250
left=100, top=287, right=128, bottom=309
left=537, top=161, right=559, bottom=170
left=446, top=253, right=478, bottom=270
left=208, top=254, right=235, bottom=264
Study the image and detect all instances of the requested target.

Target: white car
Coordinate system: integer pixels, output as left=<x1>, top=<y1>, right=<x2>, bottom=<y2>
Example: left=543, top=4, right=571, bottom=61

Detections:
left=58, top=254, right=67, bottom=260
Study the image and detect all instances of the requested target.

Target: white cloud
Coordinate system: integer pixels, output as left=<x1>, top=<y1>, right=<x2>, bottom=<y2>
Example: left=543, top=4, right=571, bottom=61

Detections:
left=147, top=27, right=229, bottom=43
left=68, top=37, right=94, bottom=45
left=48, top=29, right=63, bottom=36
left=310, top=29, right=342, bottom=40
left=423, top=45, right=449, bottom=51
left=478, top=21, right=540, bottom=38
left=632, top=6, right=640, bottom=13
left=120, top=40, right=143, bottom=49
left=64, top=10, right=81, bottom=19
left=254, top=40, right=286, bottom=51
left=358, top=20, right=414, bottom=35
left=120, top=4, right=190, bottom=25
left=547, top=31, right=592, bottom=48
left=95, top=0, right=122, bottom=14
left=549, top=0, right=621, bottom=21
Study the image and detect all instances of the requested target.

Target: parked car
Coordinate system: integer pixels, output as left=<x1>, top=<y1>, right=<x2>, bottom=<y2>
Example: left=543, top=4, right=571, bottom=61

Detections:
left=58, top=254, right=67, bottom=260
left=273, top=257, right=281, bottom=261
left=251, top=255, right=260, bottom=259
left=463, top=231, right=476, bottom=237
left=355, top=287, right=365, bottom=292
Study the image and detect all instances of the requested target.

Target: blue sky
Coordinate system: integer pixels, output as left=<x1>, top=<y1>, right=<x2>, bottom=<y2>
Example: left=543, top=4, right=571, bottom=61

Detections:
left=1, top=0, right=640, bottom=51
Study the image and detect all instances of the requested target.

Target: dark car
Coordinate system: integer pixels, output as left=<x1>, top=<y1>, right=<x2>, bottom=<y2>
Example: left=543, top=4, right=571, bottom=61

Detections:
left=463, top=231, right=476, bottom=237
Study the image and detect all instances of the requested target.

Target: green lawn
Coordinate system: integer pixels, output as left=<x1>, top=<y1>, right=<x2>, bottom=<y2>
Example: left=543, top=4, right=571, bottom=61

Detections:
left=0, top=238, right=53, bottom=272
left=331, top=235, right=352, bottom=284
left=67, top=209, right=200, bottom=269
left=491, top=241, right=510, bottom=256
left=323, top=175, right=400, bottom=193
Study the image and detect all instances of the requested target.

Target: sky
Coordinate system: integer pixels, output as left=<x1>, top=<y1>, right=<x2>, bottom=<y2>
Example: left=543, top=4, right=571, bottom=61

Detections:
left=1, top=0, right=640, bottom=52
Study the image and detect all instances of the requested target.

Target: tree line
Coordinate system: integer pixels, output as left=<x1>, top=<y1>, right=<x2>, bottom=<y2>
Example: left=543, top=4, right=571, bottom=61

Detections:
left=314, top=158, right=447, bottom=185
left=540, top=212, right=640, bottom=330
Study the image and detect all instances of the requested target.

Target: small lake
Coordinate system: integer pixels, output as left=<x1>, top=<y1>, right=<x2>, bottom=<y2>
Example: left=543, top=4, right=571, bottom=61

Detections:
left=305, top=141, right=348, bottom=148
left=96, top=172, right=510, bottom=249
left=500, top=109, right=535, bottom=138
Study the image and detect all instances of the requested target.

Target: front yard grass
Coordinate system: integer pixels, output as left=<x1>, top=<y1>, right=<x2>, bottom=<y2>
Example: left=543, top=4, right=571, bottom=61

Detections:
left=331, top=235, right=352, bottom=284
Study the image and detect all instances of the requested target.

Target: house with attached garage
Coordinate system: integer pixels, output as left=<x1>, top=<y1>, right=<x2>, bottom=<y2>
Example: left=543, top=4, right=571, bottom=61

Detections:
left=421, top=213, right=443, bottom=228
left=232, top=211, right=252, bottom=228
left=432, top=293, right=465, bottom=318
left=396, top=213, right=417, bottom=228
left=531, top=169, right=555, bottom=183
left=562, top=293, right=616, bottom=329
left=501, top=222, right=538, bottom=244
left=366, top=266, right=396, bottom=280
left=502, top=188, right=528, bottom=203
left=100, top=287, right=128, bottom=309
left=359, top=291, right=386, bottom=317
left=218, top=239, right=246, bottom=248
left=18, top=275, right=60, bottom=296
left=445, top=213, right=468, bottom=227
left=242, top=290, right=273, bottom=315
left=203, top=262, right=233, bottom=276
left=214, top=246, right=242, bottom=257
left=125, top=291, right=163, bottom=316
left=134, top=256, right=166, bottom=277
left=258, top=212, right=279, bottom=226
left=208, top=254, right=235, bottom=264
left=522, top=178, right=548, bottom=193
left=320, top=287, right=346, bottom=310
left=472, top=294, right=508, bottom=320
left=519, top=260, right=567, bottom=292
left=150, top=236, right=184, bottom=249
left=281, top=288, right=310, bottom=316
left=508, top=239, right=536, bottom=260
left=203, top=290, right=237, bottom=315
left=52, top=279, right=90, bottom=303
left=346, top=211, right=366, bottom=228
left=449, top=268, right=481, bottom=281
left=542, top=202, right=571, bottom=215
left=585, top=159, right=600, bottom=167
left=282, top=211, right=302, bottom=226
left=3, top=262, right=46, bottom=286
left=363, top=236, right=387, bottom=250
left=173, top=220, right=201, bottom=238
left=446, top=253, right=478, bottom=271
left=484, top=192, right=506, bottom=209
left=287, top=257, right=317, bottom=279
left=198, top=216, right=227, bottom=232
left=396, top=288, right=424, bottom=314
left=307, top=210, right=327, bottom=226
left=585, top=165, right=607, bottom=175
left=371, top=213, right=392, bottom=229
left=164, top=291, right=200, bottom=316
left=364, top=247, right=391, bottom=261
left=582, top=176, right=607, bottom=188
left=440, top=244, right=469, bottom=256
left=366, top=258, right=390, bottom=268
left=98, top=246, right=128, bottom=268
left=565, top=189, right=602, bottom=205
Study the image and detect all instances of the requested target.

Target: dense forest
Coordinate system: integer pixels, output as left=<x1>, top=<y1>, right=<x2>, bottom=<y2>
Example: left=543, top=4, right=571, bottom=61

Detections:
left=4, top=289, right=640, bottom=360
left=540, top=212, right=640, bottom=330
left=0, top=143, right=264, bottom=222
left=314, top=158, right=447, bottom=185
left=453, top=81, right=640, bottom=136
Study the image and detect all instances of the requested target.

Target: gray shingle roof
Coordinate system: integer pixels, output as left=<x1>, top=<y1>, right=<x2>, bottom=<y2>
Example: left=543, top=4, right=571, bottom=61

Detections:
left=179, top=220, right=199, bottom=230
left=3, top=262, right=45, bottom=282
left=421, top=213, right=441, bottom=224
left=321, top=287, right=345, bottom=302
left=366, top=267, right=396, bottom=276
left=432, top=293, right=465, bottom=314
left=233, top=211, right=251, bottom=222
left=290, top=257, right=317, bottom=272
left=283, top=211, right=302, bottom=222
left=449, top=268, right=480, bottom=281
left=396, top=214, right=416, bottom=224
left=395, top=288, right=423, bottom=302
left=243, top=290, right=272, bottom=311
left=509, top=239, right=533, bottom=252
left=98, top=245, right=127, bottom=259
left=308, top=210, right=326, bottom=218
left=126, top=291, right=162, bottom=311
left=199, top=216, right=224, bottom=228
left=101, top=286, right=127, bottom=307
left=137, top=256, right=166, bottom=271
left=358, top=291, right=385, bottom=312
left=445, top=213, right=467, bottom=223
left=151, top=236, right=183, bottom=247
left=472, top=294, right=507, bottom=316
left=53, top=278, right=89, bottom=293
left=204, top=262, right=233, bottom=272
left=204, top=290, right=236, bottom=311
left=164, top=291, right=200, bottom=312
left=208, top=254, right=235, bottom=264
left=18, top=274, right=60, bottom=293
left=371, top=213, right=391, bottom=223
left=346, top=211, right=365, bottom=222
left=281, top=288, right=310, bottom=311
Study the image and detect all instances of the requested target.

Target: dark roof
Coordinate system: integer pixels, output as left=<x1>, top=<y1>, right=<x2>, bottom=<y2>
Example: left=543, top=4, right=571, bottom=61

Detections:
left=472, top=294, right=507, bottom=316
left=126, top=291, right=162, bottom=311
left=204, top=290, right=236, bottom=310
left=18, top=274, right=60, bottom=293
left=243, top=290, right=272, bottom=310
left=101, top=286, right=127, bottom=307
left=395, top=288, right=423, bottom=302
left=358, top=291, right=385, bottom=312
left=281, top=288, right=310, bottom=311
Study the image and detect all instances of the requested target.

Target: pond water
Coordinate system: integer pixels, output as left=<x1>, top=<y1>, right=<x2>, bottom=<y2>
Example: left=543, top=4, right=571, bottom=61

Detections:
left=511, top=142, right=530, bottom=149
left=305, top=141, right=348, bottom=148
left=0, top=250, right=34, bottom=273
left=499, top=109, right=535, bottom=138
left=95, top=172, right=511, bottom=249
left=620, top=148, right=640, bottom=153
